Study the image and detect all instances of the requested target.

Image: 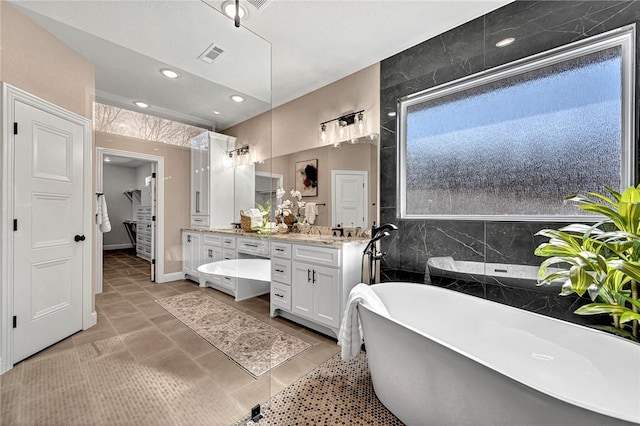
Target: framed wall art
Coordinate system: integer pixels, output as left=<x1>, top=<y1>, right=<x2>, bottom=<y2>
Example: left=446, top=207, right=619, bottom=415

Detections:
left=295, top=159, right=318, bottom=197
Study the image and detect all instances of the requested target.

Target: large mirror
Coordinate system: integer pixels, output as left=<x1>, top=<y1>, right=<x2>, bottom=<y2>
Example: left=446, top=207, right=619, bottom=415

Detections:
left=256, top=141, right=378, bottom=229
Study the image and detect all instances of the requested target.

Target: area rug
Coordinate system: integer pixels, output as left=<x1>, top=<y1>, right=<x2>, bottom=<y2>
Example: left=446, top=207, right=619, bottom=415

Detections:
left=155, top=291, right=310, bottom=378
left=231, top=352, right=404, bottom=425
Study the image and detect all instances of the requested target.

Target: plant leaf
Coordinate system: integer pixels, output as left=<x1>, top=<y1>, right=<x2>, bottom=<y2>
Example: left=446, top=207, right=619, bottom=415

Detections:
left=591, top=325, right=638, bottom=341
left=574, top=303, right=628, bottom=316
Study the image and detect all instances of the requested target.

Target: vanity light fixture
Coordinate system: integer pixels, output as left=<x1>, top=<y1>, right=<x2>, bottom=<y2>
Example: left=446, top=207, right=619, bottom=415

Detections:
left=319, top=110, right=364, bottom=145
left=134, top=101, right=149, bottom=108
left=495, top=37, right=515, bottom=48
left=227, top=145, right=250, bottom=158
left=230, top=95, right=244, bottom=103
left=160, top=68, right=181, bottom=79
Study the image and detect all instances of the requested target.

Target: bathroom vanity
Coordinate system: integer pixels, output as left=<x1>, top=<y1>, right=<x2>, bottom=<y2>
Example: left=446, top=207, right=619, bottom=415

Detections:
left=181, top=229, right=367, bottom=338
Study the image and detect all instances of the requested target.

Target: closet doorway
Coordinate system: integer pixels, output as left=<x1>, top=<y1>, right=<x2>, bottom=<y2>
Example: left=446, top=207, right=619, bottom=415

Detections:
left=95, top=148, right=164, bottom=294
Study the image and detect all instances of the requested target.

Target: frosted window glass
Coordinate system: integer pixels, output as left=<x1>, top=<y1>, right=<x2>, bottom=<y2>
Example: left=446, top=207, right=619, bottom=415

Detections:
left=404, top=47, right=623, bottom=217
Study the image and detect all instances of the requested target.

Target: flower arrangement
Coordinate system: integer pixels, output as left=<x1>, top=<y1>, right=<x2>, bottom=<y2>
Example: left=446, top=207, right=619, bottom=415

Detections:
left=276, top=188, right=306, bottom=221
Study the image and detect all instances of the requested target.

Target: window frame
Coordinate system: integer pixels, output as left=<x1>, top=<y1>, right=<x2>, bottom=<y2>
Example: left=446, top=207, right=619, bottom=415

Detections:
left=397, top=24, right=636, bottom=221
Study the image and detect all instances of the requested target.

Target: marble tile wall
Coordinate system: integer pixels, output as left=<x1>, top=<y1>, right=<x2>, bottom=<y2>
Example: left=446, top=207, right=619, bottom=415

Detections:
left=379, top=1, right=640, bottom=326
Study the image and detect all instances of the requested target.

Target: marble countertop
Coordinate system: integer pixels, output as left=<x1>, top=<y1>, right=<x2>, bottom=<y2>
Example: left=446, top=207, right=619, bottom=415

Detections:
left=182, top=227, right=370, bottom=247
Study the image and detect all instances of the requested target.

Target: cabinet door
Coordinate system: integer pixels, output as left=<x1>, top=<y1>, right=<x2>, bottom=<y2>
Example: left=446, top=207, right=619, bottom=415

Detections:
left=291, top=262, right=314, bottom=320
left=182, top=231, right=201, bottom=275
left=312, top=265, right=341, bottom=328
left=190, top=146, right=201, bottom=216
left=199, top=144, right=210, bottom=215
left=202, top=243, right=222, bottom=264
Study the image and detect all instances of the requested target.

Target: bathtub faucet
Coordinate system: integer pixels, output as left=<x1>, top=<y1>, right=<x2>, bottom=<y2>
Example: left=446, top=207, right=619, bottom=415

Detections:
left=363, top=223, right=398, bottom=285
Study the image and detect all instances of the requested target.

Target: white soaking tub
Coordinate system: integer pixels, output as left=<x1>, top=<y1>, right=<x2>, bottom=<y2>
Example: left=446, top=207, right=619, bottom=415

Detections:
left=358, top=282, right=640, bottom=425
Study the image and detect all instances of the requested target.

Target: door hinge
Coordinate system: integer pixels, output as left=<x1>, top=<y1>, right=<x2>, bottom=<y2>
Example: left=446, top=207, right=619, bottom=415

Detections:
left=13, top=122, right=18, bottom=135
left=152, top=172, right=156, bottom=178
left=13, top=316, right=17, bottom=328
left=152, top=215, right=156, bottom=222
left=13, top=219, right=17, bottom=231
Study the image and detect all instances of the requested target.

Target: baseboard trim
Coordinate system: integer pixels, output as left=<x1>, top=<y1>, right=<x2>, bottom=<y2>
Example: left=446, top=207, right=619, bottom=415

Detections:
left=84, top=311, right=98, bottom=330
left=103, top=243, right=134, bottom=250
left=159, top=271, right=185, bottom=283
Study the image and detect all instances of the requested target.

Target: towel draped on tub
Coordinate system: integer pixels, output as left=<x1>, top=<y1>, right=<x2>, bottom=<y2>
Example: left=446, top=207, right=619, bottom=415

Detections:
left=338, top=283, right=390, bottom=361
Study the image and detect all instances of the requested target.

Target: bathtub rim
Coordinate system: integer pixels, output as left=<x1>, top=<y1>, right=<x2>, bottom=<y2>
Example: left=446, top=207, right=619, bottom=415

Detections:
left=361, top=282, right=640, bottom=424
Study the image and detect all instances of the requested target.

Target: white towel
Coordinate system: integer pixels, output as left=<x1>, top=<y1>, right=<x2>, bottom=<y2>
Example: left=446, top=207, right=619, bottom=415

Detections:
left=304, top=202, right=318, bottom=225
left=338, top=283, right=390, bottom=361
left=95, top=194, right=112, bottom=233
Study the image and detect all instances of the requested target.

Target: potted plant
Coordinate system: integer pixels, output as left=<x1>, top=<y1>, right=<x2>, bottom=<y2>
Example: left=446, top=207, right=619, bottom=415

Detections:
left=535, top=185, right=640, bottom=342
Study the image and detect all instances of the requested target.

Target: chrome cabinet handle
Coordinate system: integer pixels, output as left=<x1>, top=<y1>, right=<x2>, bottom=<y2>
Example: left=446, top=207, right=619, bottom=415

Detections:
left=224, top=276, right=231, bottom=281
left=275, top=268, right=284, bottom=273
left=208, top=249, right=213, bottom=258
left=195, top=191, right=200, bottom=213
left=244, top=243, right=258, bottom=248
left=274, top=293, right=283, bottom=298
left=187, top=235, right=191, bottom=243
left=312, top=270, right=317, bottom=283
left=307, top=269, right=311, bottom=282
left=275, top=248, right=284, bottom=252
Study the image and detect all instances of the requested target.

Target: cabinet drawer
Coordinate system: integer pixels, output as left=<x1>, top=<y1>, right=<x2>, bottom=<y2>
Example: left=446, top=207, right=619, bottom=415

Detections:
left=271, top=242, right=291, bottom=259
left=271, top=283, right=291, bottom=311
left=221, top=275, right=236, bottom=291
left=191, top=215, right=210, bottom=227
left=222, top=236, right=236, bottom=249
left=223, top=248, right=237, bottom=260
left=238, top=237, right=269, bottom=257
left=292, top=244, right=340, bottom=268
left=271, top=259, right=291, bottom=284
left=203, top=233, right=222, bottom=246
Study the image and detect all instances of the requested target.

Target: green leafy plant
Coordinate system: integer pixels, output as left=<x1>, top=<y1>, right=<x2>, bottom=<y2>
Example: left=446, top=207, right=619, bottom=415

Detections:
left=535, top=185, right=640, bottom=342
left=256, top=200, right=272, bottom=233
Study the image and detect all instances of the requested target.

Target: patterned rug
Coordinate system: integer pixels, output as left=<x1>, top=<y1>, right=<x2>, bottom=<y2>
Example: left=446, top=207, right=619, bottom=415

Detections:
left=156, top=291, right=310, bottom=378
left=232, top=353, right=404, bottom=425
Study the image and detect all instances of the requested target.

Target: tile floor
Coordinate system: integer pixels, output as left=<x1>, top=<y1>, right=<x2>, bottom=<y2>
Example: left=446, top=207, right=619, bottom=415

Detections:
left=0, top=249, right=340, bottom=425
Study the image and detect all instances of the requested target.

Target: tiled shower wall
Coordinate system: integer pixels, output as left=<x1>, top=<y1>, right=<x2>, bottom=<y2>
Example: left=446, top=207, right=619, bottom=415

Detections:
left=379, top=1, right=640, bottom=325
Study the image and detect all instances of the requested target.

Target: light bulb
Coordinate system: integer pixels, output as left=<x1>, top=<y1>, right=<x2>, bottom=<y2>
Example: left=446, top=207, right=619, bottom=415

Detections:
left=319, top=124, right=327, bottom=144
left=337, top=120, right=347, bottom=141
left=355, top=112, right=366, bottom=136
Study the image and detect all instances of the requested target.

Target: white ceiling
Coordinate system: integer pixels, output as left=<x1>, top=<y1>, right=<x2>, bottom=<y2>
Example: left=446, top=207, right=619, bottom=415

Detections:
left=10, top=0, right=512, bottom=130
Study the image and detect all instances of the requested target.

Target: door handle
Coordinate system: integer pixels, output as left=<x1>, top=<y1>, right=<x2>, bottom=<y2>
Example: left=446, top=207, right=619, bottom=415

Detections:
left=195, top=191, right=200, bottom=213
left=312, top=269, right=317, bottom=283
left=74, top=234, right=85, bottom=242
left=307, top=269, right=311, bottom=282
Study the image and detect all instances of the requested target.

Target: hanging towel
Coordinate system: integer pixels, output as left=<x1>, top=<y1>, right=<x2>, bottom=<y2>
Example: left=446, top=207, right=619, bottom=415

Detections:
left=96, top=194, right=112, bottom=233
left=304, top=202, right=318, bottom=225
left=338, top=283, right=390, bottom=361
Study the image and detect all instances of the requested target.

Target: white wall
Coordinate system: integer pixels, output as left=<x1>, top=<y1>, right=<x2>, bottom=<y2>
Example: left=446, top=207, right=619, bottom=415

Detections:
left=103, top=165, right=136, bottom=249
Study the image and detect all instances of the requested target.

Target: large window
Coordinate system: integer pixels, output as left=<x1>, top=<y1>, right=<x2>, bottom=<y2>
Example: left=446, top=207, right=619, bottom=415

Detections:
left=398, top=26, right=635, bottom=220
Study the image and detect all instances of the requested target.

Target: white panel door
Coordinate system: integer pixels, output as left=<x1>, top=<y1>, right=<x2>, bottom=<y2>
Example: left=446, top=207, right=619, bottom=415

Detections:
left=13, top=100, right=84, bottom=362
left=332, top=171, right=367, bottom=228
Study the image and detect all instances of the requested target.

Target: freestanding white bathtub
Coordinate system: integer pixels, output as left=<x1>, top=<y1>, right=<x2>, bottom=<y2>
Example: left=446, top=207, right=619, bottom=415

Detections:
left=358, top=283, right=640, bottom=425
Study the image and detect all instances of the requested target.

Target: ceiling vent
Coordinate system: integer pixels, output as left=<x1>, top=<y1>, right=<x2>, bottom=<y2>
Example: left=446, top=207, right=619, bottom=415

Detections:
left=198, top=44, right=225, bottom=64
left=245, top=0, right=271, bottom=11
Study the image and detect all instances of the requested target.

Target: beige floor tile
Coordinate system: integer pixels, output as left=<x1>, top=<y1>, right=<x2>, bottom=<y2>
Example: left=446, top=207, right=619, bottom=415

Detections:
left=298, top=341, right=340, bottom=364
left=72, top=327, right=118, bottom=347
left=271, top=356, right=318, bottom=387
left=120, top=327, right=177, bottom=361
left=123, top=290, right=156, bottom=304
left=198, top=354, right=255, bottom=391
left=229, top=373, right=275, bottom=411
left=114, top=283, right=145, bottom=295
left=99, top=300, right=139, bottom=319
left=141, top=347, right=209, bottom=382
left=166, top=329, right=215, bottom=359
left=109, top=312, right=155, bottom=334
left=136, top=300, right=168, bottom=318
left=27, top=335, right=76, bottom=362
left=94, top=291, right=125, bottom=306
left=154, top=317, right=190, bottom=335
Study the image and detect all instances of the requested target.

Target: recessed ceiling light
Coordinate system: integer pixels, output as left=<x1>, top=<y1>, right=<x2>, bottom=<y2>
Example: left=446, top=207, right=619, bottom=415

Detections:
left=213, top=111, right=221, bottom=115
left=222, top=0, right=248, bottom=19
left=134, top=101, right=149, bottom=108
left=160, top=68, right=181, bottom=79
left=495, top=37, right=515, bottom=48
left=230, top=95, right=244, bottom=103
left=104, top=157, right=111, bottom=162
left=387, top=112, right=397, bottom=117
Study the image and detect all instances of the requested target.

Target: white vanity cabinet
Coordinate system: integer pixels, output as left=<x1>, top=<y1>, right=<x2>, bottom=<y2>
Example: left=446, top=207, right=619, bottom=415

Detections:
left=270, top=241, right=364, bottom=338
left=182, top=230, right=202, bottom=280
